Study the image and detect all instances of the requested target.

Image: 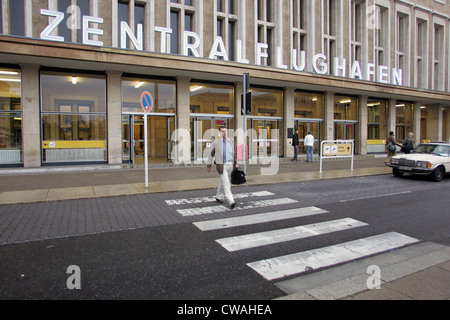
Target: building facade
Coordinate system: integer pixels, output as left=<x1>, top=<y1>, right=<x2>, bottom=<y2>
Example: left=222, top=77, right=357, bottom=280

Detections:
left=0, top=0, right=450, bottom=168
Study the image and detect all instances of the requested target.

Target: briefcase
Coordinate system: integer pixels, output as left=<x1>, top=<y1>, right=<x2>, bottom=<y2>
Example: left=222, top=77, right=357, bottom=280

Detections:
left=231, top=169, right=246, bottom=185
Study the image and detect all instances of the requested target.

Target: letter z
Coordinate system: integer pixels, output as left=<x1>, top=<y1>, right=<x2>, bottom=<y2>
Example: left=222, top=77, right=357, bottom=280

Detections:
left=40, top=9, right=65, bottom=42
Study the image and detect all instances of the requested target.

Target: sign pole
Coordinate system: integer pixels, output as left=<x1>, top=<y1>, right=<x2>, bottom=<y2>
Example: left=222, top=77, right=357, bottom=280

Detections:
left=144, top=114, right=148, bottom=189
left=140, top=91, right=153, bottom=190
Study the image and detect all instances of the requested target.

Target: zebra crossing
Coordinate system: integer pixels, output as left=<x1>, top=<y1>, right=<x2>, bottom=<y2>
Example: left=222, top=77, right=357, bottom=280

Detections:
left=165, top=190, right=419, bottom=284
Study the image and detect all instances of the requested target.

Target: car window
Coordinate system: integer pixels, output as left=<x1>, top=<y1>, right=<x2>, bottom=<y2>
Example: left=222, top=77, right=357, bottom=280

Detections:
left=433, top=146, right=450, bottom=157
left=414, top=144, right=450, bottom=156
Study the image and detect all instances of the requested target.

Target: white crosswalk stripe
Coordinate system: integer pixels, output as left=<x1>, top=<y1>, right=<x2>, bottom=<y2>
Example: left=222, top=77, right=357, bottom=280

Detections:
left=176, top=197, right=298, bottom=216
left=193, top=206, right=328, bottom=231
left=165, top=190, right=420, bottom=283
left=165, top=191, right=274, bottom=206
left=246, top=232, right=419, bottom=281
left=216, top=218, right=368, bottom=252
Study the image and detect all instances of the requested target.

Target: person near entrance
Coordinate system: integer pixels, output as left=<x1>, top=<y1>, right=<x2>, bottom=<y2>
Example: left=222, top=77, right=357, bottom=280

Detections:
left=304, top=131, right=315, bottom=162
left=292, top=128, right=299, bottom=161
left=206, top=126, right=237, bottom=209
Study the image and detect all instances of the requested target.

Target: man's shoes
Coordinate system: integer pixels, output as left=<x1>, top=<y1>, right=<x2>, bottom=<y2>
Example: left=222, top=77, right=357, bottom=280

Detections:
left=215, top=197, right=224, bottom=203
left=230, top=203, right=236, bottom=209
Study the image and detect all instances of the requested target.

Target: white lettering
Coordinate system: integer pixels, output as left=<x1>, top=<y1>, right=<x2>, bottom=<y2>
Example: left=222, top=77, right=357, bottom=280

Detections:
left=209, top=36, right=229, bottom=60
left=221, top=305, right=272, bottom=315
left=276, top=46, right=288, bottom=69
left=120, top=21, right=143, bottom=51
left=378, top=65, right=389, bottom=83
left=40, top=9, right=65, bottom=42
left=366, top=62, right=376, bottom=81
left=392, top=68, right=403, bottom=85
left=292, top=49, right=306, bottom=71
left=256, top=43, right=268, bottom=65
left=313, top=54, right=328, bottom=74
left=236, top=40, right=249, bottom=64
left=83, top=16, right=103, bottom=46
left=350, top=60, right=363, bottom=79
left=155, top=26, right=172, bottom=54
left=38, top=10, right=404, bottom=86
left=183, top=31, right=201, bottom=57
left=333, top=57, right=346, bottom=77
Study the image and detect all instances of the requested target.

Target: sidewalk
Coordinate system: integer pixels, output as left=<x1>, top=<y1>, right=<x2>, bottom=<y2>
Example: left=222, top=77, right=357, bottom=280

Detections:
left=0, top=155, right=449, bottom=300
left=0, top=156, right=390, bottom=204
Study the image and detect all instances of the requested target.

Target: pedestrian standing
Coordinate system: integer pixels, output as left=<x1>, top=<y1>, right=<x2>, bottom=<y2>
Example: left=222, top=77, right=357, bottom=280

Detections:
left=206, top=126, right=237, bottom=209
left=401, top=132, right=415, bottom=154
left=386, top=131, right=401, bottom=160
left=292, top=129, right=299, bottom=162
left=304, top=131, right=315, bottom=162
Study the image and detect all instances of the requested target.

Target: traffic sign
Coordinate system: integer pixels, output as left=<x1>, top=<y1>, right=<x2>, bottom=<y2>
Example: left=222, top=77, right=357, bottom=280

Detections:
left=140, top=91, right=153, bottom=113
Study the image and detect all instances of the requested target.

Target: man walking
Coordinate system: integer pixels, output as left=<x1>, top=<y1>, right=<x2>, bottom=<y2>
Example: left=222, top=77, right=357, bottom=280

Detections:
left=292, top=128, right=299, bottom=161
left=206, top=126, right=237, bottom=209
left=304, top=131, right=315, bottom=162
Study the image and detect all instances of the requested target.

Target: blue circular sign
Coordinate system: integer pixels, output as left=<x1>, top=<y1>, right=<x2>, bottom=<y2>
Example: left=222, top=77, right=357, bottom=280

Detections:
left=140, top=91, right=153, bottom=113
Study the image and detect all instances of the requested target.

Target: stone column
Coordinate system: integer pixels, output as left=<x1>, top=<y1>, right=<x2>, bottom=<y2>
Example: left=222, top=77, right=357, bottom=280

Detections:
left=324, top=91, right=335, bottom=141
left=284, top=87, right=295, bottom=158
left=358, top=95, right=368, bottom=154
left=176, top=77, right=191, bottom=164
left=106, top=70, right=123, bottom=165
left=413, top=101, right=422, bottom=143
left=388, top=98, right=397, bottom=135
left=20, top=64, right=41, bottom=168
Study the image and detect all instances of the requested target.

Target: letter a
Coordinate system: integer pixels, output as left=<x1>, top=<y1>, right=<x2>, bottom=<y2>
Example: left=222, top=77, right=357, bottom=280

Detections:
left=66, top=265, right=81, bottom=290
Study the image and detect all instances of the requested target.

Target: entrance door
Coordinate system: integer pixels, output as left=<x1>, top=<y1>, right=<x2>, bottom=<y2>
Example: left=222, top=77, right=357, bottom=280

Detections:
left=295, top=121, right=321, bottom=154
left=122, top=114, right=175, bottom=164
left=335, top=121, right=357, bottom=152
left=190, top=117, right=233, bottom=162
left=249, top=119, right=281, bottom=159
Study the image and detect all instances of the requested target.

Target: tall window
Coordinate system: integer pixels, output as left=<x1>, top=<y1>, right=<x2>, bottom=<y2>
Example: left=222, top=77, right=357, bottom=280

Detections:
left=374, top=5, right=388, bottom=71
left=396, top=102, right=414, bottom=142
left=351, top=1, right=363, bottom=63
left=41, top=71, right=107, bottom=163
left=416, top=19, right=427, bottom=88
left=433, top=24, right=444, bottom=90
left=8, top=0, right=25, bottom=36
left=118, top=0, right=146, bottom=50
left=256, top=0, right=274, bottom=66
left=169, top=0, right=197, bottom=55
left=0, top=67, right=22, bottom=165
left=367, top=99, right=388, bottom=140
left=396, top=13, right=408, bottom=79
left=292, top=0, right=307, bottom=63
left=216, top=0, right=237, bottom=61
left=323, top=0, right=336, bottom=73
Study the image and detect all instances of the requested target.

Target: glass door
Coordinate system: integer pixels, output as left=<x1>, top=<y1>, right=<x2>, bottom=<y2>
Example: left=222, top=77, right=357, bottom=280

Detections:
left=249, top=119, right=281, bottom=159
left=122, top=115, right=132, bottom=162
left=295, top=121, right=321, bottom=154
left=122, top=114, right=175, bottom=164
left=190, top=117, right=233, bottom=162
left=335, top=121, right=357, bottom=153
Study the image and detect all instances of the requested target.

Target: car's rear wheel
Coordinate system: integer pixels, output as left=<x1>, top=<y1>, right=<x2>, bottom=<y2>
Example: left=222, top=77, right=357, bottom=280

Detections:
left=431, top=166, right=444, bottom=182
left=393, top=168, right=404, bottom=177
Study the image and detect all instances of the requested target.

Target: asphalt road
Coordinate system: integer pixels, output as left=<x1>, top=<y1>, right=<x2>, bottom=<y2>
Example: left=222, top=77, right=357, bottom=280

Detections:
left=0, top=174, right=449, bottom=300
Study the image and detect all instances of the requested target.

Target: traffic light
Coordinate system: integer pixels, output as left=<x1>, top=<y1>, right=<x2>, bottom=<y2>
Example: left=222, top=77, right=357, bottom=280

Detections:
left=241, top=73, right=251, bottom=115
left=241, top=91, right=251, bottom=115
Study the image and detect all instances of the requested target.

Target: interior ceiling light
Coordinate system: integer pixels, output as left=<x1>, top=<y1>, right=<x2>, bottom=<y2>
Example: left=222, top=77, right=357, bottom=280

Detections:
left=72, top=76, right=77, bottom=84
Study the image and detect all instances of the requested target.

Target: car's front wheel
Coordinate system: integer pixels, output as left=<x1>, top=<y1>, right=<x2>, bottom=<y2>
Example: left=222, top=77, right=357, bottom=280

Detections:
left=431, top=166, right=445, bottom=182
left=393, top=168, right=404, bottom=177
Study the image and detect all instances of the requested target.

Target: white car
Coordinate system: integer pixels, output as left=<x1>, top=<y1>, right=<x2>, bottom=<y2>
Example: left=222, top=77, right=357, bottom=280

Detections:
left=387, top=142, right=450, bottom=182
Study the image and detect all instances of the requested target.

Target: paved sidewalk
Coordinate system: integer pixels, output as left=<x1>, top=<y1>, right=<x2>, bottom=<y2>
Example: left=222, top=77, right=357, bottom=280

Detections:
left=0, top=155, right=449, bottom=300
